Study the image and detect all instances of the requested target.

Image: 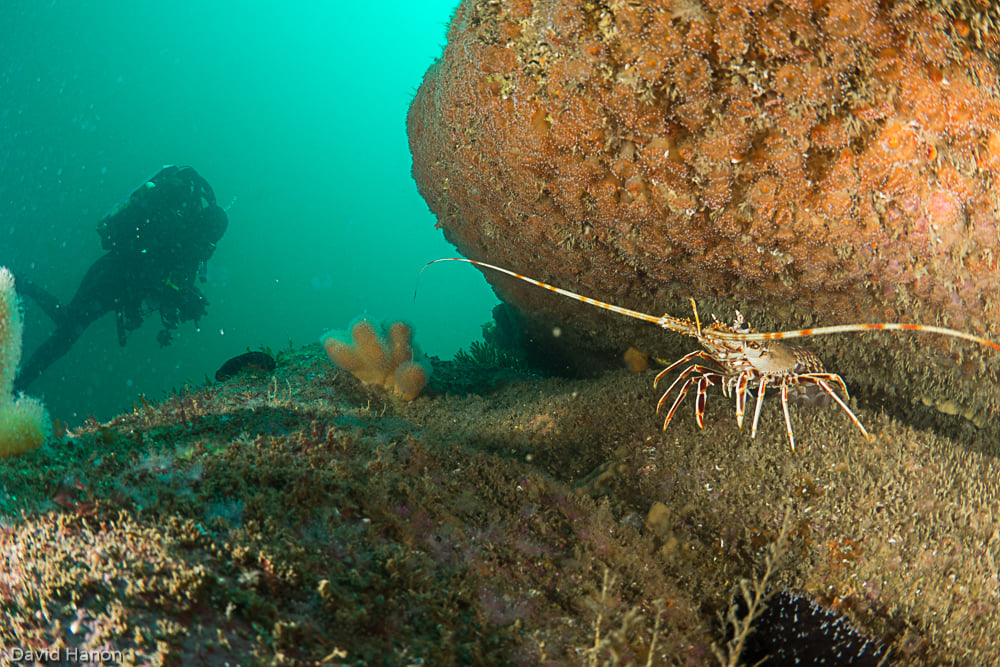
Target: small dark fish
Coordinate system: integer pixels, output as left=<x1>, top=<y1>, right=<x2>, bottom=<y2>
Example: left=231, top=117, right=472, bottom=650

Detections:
left=215, top=351, right=276, bottom=381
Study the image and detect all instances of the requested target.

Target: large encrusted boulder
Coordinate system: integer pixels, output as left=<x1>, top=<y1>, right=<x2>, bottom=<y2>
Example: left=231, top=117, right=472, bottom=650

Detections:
left=408, top=0, right=1000, bottom=441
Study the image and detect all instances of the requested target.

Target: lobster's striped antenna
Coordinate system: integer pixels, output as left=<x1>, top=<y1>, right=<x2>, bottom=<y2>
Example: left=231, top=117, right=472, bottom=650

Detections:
left=424, top=258, right=1000, bottom=354
left=422, top=258, right=698, bottom=338
left=709, top=320, right=1000, bottom=352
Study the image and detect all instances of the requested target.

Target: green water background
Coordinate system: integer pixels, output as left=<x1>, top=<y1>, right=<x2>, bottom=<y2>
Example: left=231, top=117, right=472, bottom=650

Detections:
left=1, top=1, right=497, bottom=424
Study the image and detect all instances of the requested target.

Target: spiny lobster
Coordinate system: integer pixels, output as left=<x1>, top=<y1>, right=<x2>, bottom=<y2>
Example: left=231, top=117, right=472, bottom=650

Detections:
left=427, top=258, right=1000, bottom=451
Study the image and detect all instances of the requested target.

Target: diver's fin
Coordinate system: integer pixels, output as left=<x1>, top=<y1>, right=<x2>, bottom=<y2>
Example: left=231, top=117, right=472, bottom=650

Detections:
left=15, top=276, right=67, bottom=326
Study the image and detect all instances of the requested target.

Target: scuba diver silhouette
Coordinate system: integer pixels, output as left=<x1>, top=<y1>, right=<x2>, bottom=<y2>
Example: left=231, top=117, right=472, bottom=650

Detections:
left=14, top=165, right=228, bottom=390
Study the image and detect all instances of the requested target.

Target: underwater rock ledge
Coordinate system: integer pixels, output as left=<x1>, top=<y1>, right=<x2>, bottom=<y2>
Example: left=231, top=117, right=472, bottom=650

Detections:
left=408, top=0, right=1000, bottom=448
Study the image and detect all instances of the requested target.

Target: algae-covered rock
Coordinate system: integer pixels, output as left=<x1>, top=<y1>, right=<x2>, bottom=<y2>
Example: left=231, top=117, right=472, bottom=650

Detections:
left=1, top=341, right=998, bottom=663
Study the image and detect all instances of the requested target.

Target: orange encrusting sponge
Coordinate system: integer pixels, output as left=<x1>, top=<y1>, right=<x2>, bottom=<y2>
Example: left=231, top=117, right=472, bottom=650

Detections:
left=321, top=318, right=431, bottom=402
left=623, top=347, right=649, bottom=373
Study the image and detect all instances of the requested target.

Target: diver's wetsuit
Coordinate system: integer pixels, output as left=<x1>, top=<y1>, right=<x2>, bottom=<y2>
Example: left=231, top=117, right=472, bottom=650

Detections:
left=14, top=165, right=227, bottom=390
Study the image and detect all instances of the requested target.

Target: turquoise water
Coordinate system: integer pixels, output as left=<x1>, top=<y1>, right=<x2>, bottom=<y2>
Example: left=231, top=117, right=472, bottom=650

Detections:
left=1, top=1, right=497, bottom=423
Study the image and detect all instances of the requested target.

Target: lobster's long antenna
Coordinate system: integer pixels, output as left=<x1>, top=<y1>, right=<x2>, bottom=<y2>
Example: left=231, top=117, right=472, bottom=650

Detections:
left=424, top=258, right=1000, bottom=354
left=423, top=258, right=699, bottom=338
left=689, top=298, right=703, bottom=337
left=712, top=322, right=1000, bottom=352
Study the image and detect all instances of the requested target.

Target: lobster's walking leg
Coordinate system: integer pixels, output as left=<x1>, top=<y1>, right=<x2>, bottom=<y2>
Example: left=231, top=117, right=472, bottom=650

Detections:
left=662, top=378, right=697, bottom=430
left=779, top=381, right=797, bottom=452
left=808, top=377, right=872, bottom=442
left=695, top=375, right=721, bottom=428
left=804, top=372, right=851, bottom=399
left=734, top=371, right=752, bottom=429
left=656, top=365, right=718, bottom=413
left=654, top=350, right=719, bottom=386
left=751, top=377, right=770, bottom=439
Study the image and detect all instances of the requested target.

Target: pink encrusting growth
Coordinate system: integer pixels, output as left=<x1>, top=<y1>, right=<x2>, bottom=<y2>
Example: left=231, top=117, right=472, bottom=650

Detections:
left=321, top=318, right=431, bottom=401
left=0, top=267, right=52, bottom=458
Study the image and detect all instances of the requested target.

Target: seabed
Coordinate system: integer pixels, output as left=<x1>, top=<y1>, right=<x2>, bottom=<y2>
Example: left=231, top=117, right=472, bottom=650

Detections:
left=1, top=341, right=997, bottom=665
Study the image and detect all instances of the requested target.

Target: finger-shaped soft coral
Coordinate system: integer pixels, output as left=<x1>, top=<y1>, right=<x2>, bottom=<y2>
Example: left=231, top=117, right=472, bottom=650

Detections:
left=321, top=318, right=431, bottom=401
left=388, top=322, right=414, bottom=369
left=393, top=361, right=429, bottom=402
left=337, top=320, right=391, bottom=386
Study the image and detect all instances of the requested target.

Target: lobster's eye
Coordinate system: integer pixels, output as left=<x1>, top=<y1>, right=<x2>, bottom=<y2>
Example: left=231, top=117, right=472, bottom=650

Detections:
left=734, top=311, right=751, bottom=334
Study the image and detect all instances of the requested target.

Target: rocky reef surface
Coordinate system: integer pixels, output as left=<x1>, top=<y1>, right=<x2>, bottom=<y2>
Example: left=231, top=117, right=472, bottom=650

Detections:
left=408, top=0, right=1000, bottom=444
left=1, top=343, right=998, bottom=664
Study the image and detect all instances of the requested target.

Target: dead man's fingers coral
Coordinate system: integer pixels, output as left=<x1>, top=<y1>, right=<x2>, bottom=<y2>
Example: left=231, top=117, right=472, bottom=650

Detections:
left=323, top=334, right=365, bottom=376
left=388, top=322, right=414, bottom=369
left=324, top=319, right=391, bottom=386
left=321, top=317, right=431, bottom=401
left=393, top=361, right=429, bottom=402
left=349, top=320, right=393, bottom=385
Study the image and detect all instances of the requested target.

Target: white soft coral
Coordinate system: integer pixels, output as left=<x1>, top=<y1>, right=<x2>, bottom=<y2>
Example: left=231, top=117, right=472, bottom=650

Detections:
left=0, top=268, right=52, bottom=457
